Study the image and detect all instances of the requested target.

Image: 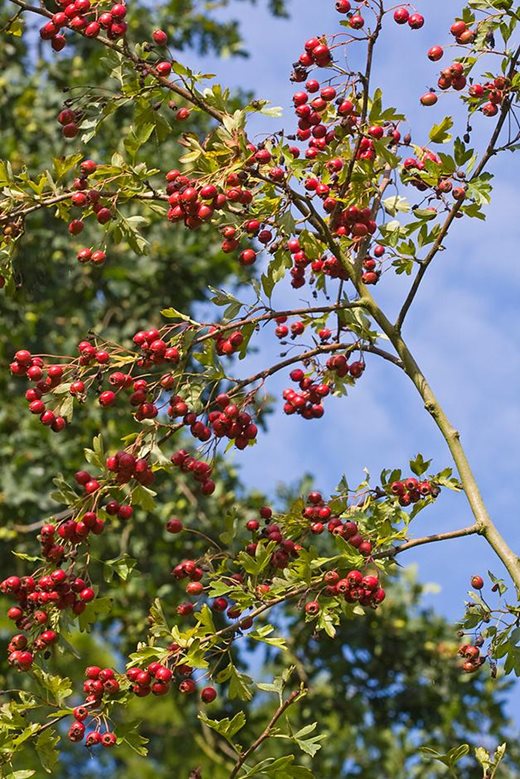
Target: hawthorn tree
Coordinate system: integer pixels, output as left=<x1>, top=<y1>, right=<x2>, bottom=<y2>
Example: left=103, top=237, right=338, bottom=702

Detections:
left=0, top=0, right=519, bottom=777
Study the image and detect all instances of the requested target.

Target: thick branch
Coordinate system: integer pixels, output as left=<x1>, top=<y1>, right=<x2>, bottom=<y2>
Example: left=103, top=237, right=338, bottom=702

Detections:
left=366, top=300, right=520, bottom=593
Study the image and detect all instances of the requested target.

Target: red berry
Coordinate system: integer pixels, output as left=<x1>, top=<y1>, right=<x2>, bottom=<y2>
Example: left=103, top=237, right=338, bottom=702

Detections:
left=200, top=686, right=217, bottom=703
left=428, top=45, right=443, bottom=61
left=153, top=29, right=168, bottom=45
left=393, top=7, right=409, bottom=24
left=408, top=13, right=424, bottom=29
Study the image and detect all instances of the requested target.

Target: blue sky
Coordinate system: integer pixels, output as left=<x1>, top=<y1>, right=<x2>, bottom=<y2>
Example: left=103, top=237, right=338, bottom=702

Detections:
left=183, top=0, right=520, bottom=714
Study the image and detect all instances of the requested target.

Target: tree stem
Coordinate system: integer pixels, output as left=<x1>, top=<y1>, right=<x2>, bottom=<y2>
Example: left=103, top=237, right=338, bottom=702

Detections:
left=369, top=303, right=520, bottom=592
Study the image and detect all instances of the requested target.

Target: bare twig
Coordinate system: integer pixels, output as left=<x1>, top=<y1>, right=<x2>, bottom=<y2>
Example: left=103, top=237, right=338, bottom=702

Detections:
left=374, top=524, right=480, bottom=560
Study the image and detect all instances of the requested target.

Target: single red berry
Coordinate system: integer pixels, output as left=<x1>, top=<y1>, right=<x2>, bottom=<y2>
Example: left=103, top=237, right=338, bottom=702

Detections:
left=166, top=518, right=183, bottom=533
left=471, top=575, right=484, bottom=590
left=153, top=29, right=168, bottom=45
left=201, top=686, right=217, bottom=703
left=393, top=7, right=409, bottom=24
left=408, top=13, right=424, bottom=29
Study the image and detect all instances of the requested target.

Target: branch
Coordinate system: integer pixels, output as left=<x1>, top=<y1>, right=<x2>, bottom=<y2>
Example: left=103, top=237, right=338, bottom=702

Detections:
left=365, top=299, right=520, bottom=594
left=374, top=524, right=480, bottom=560
left=230, top=339, right=401, bottom=394
left=229, top=689, right=302, bottom=779
left=194, top=302, right=366, bottom=345
left=396, top=44, right=520, bottom=330
left=7, top=0, right=226, bottom=123
left=0, top=189, right=168, bottom=225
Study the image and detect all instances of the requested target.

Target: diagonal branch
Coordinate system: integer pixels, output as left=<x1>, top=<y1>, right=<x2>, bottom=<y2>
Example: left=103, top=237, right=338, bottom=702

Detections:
left=396, top=44, right=520, bottom=331
left=229, top=689, right=302, bottom=779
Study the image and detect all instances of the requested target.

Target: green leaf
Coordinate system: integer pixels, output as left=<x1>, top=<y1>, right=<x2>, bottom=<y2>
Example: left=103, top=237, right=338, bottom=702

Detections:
left=5, top=17, right=24, bottom=36
left=104, top=554, right=137, bottom=582
left=35, top=727, right=60, bottom=773
left=12, top=551, right=41, bottom=562
left=198, top=711, right=246, bottom=741
left=240, top=755, right=313, bottom=778
left=382, top=196, right=410, bottom=216
left=131, top=483, right=157, bottom=511
left=149, top=597, right=170, bottom=639
left=77, top=596, right=113, bottom=632
left=248, top=625, right=287, bottom=650
left=288, top=722, right=326, bottom=757
left=409, top=453, right=431, bottom=477
left=217, top=663, right=254, bottom=701
left=429, top=116, right=454, bottom=144
left=117, top=721, right=149, bottom=756
left=161, top=307, right=198, bottom=324
left=32, top=668, right=72, bottom=707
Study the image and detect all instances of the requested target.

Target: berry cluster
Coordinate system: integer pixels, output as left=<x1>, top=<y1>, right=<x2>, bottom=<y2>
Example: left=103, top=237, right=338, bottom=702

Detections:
left=458, top=643, right=485, bottom=673
left=105, top=450, right=155, bottom=488
left=389, top=477, right=439, bottom=507
left=76, top=247, right=107, bottom=265
left=245, top=512, right=302, bottom=571
left=42, top=512, right=105, bottom=558
left=469, top=76, right=511, bottom=117
left=274, top=315, right=306, bottom=338
left=211, top=327, right=244, bottom=357
left=307, top=567, right=385, bottom=613
left=326, top=354, right=365, bottom=379
left=304, top=491, right=374, bottom=556
left=289, top=81, right=339, bottom=160
left=1, top=568, right=97, bottom=670
left=168, top=391, right=258, bottom=449
left=170, top=449, right=216, bottom=495
left=67, top=666, right=121, bottom=746
left=11, top=349, right=68, bottom=432
left=40, top=2, right=127, bottom=55
left=165, top=169, right=261, bottom=267
left=282, top=369, right=330, bottom=420
left=127, top=656, right=217, bottom=702
left=392, top=7, right=424, bottom=29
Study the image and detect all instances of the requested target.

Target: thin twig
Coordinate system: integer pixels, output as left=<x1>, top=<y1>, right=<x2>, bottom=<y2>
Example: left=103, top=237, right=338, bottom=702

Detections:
left=396, top=44, right=520, bottom=330
left=229, top=689, right=302, bottom=779
left=374, top=524, right=480, bottom=560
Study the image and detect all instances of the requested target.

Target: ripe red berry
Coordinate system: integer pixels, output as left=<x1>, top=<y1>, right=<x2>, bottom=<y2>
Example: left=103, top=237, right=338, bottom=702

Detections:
left=99, top=390, right=116, bottom=407
left=156, top=61, right=172, bottom=76
left=200, top=686, right=217, bottom=703
left=450, top=20, right=467, bottom=37
left=393, top=7, right=409, bottom=24
left=408, top=13, right=424, bottom=29
left=471, top=575, right=484, bottom=590
left=101, top=731, right=117, bottom=747
left=166, top=517, right=183, bottom=533
left=80, top=587, right=95, bottom=602
left=239, top=249, right=256, bottom=266
left=153, top=29, right=168, bottom=45
left=428, top=45, right=444, bottom=61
